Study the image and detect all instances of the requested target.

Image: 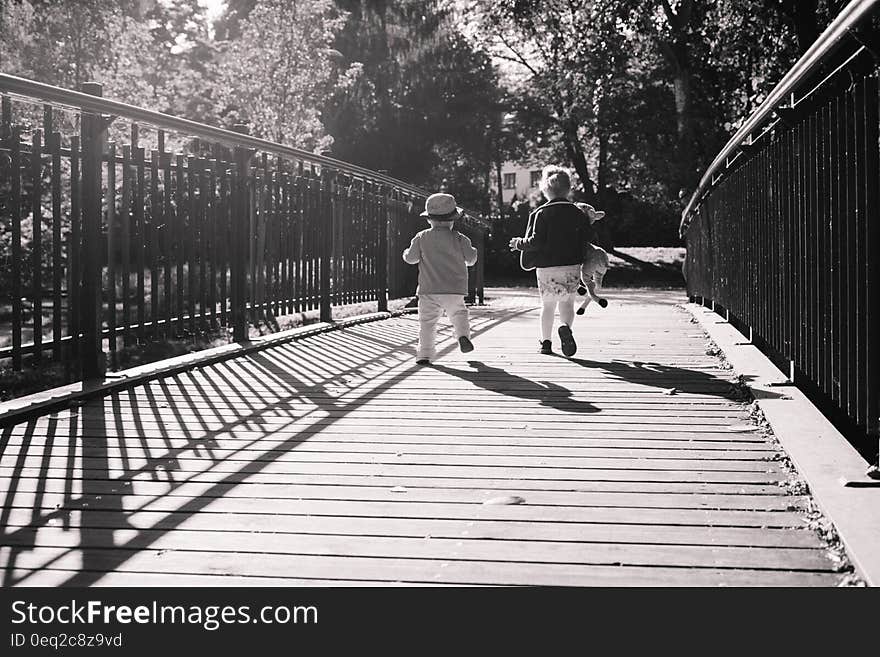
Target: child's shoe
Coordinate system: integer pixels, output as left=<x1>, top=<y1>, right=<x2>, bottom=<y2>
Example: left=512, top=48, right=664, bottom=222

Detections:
left=558, top=325, right=577, bottom=357
left=416, top=358, right=431, bottom=365
left=458, top=336, right=474, bottom=353
left=539, top=340, right=553, bottom=355
left=577, top=285, right=587, bottom=295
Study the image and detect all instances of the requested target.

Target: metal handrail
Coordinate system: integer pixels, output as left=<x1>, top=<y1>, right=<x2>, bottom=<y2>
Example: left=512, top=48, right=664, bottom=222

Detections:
left=0, top=72, right=489, bottom=229
left=679, top=0, right=879, bottom=236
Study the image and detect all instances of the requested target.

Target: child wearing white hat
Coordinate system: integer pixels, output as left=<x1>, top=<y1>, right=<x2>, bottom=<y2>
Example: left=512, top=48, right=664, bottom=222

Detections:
left=403, top=193, right=478, bottom=364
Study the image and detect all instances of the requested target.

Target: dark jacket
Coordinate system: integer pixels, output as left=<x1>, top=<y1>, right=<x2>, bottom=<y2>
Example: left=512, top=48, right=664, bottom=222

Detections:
left=519, top=199, right=595, bottom=269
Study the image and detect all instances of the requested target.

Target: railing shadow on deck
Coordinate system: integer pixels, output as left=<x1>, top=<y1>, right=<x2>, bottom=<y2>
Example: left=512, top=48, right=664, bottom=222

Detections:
left=0, top=307, right=531, bottom=587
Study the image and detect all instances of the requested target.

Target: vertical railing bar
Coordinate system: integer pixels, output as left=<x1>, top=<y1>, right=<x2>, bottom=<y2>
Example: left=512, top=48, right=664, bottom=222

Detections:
left=150, top=149, right=161, bottom=341
left=814, top=106, right=825, bottom=394
left=106, top=141, right=117, bottom=368
left=294, top=162, right=303, bottom=314
left=80, top=82, right=106, bottom=379
left=854, top=75, right=868, bottom=427
left=827, top=96, right=838, bottom=402
left=281, top=165, right=290, bottom=316
left=175, top=153, right=185, bottom=336
left=208, top=157, right=218, bottom=329
left=187, top=154, right=198, bottom=335
left=11, top=126, right=22, bottom=371
left=51, top=129, right=63, bottom=362
left=218, top=158, right=229, bottom=327
left=68, top=135, right=81, bottom=375
left=161, top=150, right=173, bottom=339
left=31, top=129, right=43, bottom=366
left=846, top=82, right=858, bottom=419
left=377, top=186, right=389, bottom=313
left=121, top=144, right=132, bottom=346
left=866, top=71, right=880, bottom=438
left=198, top=155, right=209, bottom=331
left=135, top=146, right=146, bottom=344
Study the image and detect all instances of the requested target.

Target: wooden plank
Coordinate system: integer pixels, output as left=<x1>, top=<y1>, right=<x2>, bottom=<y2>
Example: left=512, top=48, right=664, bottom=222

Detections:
left=2, top=549, right=842, bottom=588
left=0, top=509, right=822, bottom=548
left=0, top=494, right=806, bottom=528
left=0, top=462, right=783, bottom=485
left=0, top=449, right=787, bottom=473
left=0, top=531, right=836, bottom=573
left=0, top=478, right=805, bottom=512
left=0, top=436, right=776, bottom=459
left=0, top=472, right=789, bottom=496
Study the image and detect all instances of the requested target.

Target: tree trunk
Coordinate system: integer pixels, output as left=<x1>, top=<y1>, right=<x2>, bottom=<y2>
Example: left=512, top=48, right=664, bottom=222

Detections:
left=562, top=126, right=595, bottom=203
left=672, top=65, right=692, bottom=190
left=596, top=106, right=608, bottom=201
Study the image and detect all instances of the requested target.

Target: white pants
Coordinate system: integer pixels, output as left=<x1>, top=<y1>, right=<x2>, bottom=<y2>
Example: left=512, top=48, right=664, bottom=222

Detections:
left=417, top=294, right=470, bottom=360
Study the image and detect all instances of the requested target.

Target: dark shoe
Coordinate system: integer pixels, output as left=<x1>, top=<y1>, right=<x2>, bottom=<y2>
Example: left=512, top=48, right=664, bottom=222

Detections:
left=576, top=307, right=585, bottom=316
left=598, top=298, right=608, bottom=308
left=458, top=336, right=474, bottom=353
left=539, top=340, right=553, bottom=355
left=577, top=285, right=587, bottom=296
left=415, top=358, right=431, bottom=365
left=558, top=325, right=577, bottom=357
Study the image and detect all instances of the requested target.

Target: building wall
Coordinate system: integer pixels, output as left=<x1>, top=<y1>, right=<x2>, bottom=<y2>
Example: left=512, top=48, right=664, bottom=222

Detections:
left=496, top=162, right=543, bottom=205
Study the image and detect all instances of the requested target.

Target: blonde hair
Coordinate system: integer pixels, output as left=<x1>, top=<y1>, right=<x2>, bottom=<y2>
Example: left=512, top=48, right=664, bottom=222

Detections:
left=540, top=165, right=571, bottom=198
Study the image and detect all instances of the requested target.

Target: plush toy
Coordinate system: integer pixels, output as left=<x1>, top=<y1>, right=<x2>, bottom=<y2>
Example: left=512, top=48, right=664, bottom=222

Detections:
left=573, top=203, right=609, bottom=315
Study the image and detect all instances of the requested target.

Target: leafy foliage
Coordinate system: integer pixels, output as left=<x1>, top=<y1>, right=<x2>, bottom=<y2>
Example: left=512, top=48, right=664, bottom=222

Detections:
left=0, top=0, right=857, bottom=254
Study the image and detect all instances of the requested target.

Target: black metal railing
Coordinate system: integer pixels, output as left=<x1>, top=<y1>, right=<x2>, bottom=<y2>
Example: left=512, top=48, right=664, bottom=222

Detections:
left=681, top=0, right=880, bottom=448
left=0, top=74, right=488, bottom=383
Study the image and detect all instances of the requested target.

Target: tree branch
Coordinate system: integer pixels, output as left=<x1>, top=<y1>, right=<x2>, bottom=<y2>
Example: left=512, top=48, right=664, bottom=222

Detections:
left=496, top=32, right=541, bottom=78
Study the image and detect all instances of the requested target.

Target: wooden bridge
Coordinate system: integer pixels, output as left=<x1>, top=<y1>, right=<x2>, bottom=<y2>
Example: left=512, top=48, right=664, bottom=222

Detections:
left=0, top=289, right=853, bottom=586
left=2, top=1, right=880, bottom=587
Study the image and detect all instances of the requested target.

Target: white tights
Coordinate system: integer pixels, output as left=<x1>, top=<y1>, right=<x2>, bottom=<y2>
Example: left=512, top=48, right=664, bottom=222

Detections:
left=541, top=297, right=575, bottom=342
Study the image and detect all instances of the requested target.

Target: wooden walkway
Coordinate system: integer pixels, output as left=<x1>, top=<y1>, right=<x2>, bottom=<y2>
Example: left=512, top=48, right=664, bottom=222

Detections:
left=0, top=288, right=845, bottom=586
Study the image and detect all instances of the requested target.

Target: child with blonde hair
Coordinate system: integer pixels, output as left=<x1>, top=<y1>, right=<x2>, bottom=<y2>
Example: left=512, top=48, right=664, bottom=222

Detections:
left=509, top=165, right=594, bottom=356
left=403, top=193, right=478, bottom=364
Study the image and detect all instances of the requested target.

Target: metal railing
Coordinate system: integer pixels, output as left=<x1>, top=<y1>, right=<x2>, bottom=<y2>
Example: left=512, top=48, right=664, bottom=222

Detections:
left=0, top=74, right=488, bottom=382
left=680, top=0, right=880, bottom=447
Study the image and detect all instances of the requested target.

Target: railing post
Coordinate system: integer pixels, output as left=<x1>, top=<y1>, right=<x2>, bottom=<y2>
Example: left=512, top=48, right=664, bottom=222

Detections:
left=231, top=125, right=253, bottom=342
left=377, top=185, right=389, bottom=312
left=80, top=82, right=106, bottom=379
left=319, top=167, right=334, bottom=323
left=476, top=225, right=487, bottom=305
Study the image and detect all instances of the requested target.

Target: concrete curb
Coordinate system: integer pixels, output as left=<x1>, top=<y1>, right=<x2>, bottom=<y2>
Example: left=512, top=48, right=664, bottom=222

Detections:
left=684, top=302, right=879, bottom=586
left=0, top=308, right=417, bottom=428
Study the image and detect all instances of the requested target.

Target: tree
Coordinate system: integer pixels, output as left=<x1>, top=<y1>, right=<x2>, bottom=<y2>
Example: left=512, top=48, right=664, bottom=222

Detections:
left=323, top=0, right=502, bottom=208
left=143, top=0, right=217, bottom=121
left=213, top=0, right=348, bottom=149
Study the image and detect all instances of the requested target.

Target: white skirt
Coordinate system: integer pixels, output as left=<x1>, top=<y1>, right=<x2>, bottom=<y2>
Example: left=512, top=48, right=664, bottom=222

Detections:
left=536, top=264, right=581, bottom=301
